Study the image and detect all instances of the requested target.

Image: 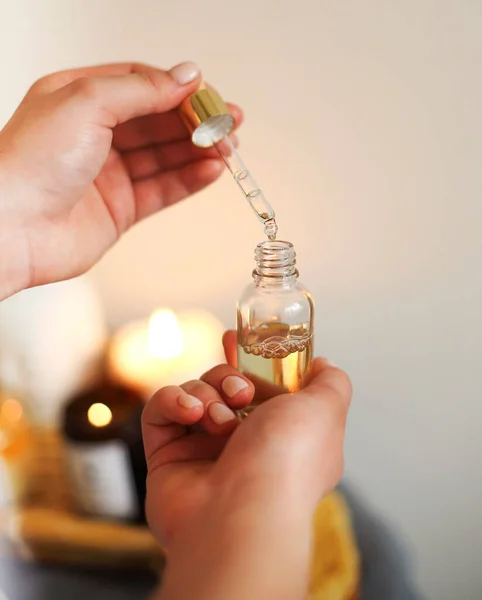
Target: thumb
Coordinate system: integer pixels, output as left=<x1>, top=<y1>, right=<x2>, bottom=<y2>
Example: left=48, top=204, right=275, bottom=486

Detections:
left=54, top=61, right=202, bottom=126
left=301, top=357, right=352, bottom=408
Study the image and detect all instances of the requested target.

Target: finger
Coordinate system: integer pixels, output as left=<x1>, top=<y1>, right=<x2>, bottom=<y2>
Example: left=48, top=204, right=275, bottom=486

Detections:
left=181, top=379, right=239, bottom=435
left=143, top=385, right=233, bottom=471
left=29, top=62, right=157, bottom=94
left=123, top=132, right=238, bottom=180
left=200, top=364, right=254, bottom=410
left=113, top=102, right=243, bottom=150
left=149, top=432, right=228, bottom=468
left=133, top=158, right=224, bottom=220
left=222, top=330, right=237, bottom=367
left=142, top=385, right=205, bottom=466
left=51, top=62, right=202, bottom=127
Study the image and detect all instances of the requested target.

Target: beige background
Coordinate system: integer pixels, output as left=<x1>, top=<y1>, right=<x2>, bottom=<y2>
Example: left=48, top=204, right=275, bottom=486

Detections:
left=1, top=1, right=481, bottom=598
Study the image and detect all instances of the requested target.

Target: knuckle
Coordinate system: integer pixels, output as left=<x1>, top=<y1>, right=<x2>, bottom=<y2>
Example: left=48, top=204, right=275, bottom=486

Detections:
left=333, top=369, right=353, bottom=405
left=201, top=365, right=239, bottom=387
left=342, top=371, right=353, bottom=397
left=149, top=385, right=175, bottom=404
left=141, top=398, right=153, bottom=425
left=136, top=69, right=162, bottom=91
left=135, top=69, right=167, bottom=110
left=131, top=62, right=155, bottom=72
left=68, top=77, right=99, bottom=101
left=183, top=379, right=200, bottom=389
left=257, top=401, right=308, bottom=447
left=203, top=364, right=230, bottom=379
left=142, top=385, right=176, bottom=422
left=162, top=384, right=181, bottom=396
left=329, top=393, right=350, bottom=429
left=28, top=75, right=52, bottom=95
left=183, top=379, right=208, bottom=397
left=140, top=405, right=150, bottom=430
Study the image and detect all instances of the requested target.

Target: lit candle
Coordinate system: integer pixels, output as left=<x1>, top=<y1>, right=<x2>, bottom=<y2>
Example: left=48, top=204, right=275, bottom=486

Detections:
left=62, top=384, right=146, bottom=522
left=107, top=309, right=225, bottom=397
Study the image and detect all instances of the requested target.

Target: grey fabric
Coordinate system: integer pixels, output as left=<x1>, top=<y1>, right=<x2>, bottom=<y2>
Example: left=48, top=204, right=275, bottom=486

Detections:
left=0, top=555, right=156, bottom=600
left=340, top=484, right=424, bottom=600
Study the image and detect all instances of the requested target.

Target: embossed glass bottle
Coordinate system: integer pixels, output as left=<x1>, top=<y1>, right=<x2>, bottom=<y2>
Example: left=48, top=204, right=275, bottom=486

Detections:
left=237, top=241, right=314, bottom=417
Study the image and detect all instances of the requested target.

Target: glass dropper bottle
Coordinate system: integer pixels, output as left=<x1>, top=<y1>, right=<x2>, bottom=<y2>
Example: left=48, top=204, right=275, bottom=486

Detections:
left=236, top=240, right=314, bottom=416
left=179, top=84, right=314, bottom=415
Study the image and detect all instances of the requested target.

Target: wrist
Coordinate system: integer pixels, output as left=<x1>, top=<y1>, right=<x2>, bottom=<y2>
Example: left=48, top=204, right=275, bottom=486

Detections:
left=0, top=165, right=31, bottom=300
left=160, top=494, right=312, bottom=600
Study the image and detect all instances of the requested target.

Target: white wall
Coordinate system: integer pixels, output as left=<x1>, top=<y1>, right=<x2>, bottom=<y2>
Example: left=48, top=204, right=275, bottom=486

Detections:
left=1, top=1, right=481, bottom=597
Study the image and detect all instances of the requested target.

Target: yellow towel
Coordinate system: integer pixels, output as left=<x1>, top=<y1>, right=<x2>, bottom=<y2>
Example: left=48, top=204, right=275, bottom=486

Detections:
left=309, top=492, right=360, bottom=600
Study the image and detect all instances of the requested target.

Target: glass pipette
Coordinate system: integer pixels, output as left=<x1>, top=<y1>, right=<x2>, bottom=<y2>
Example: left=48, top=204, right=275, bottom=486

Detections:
left=214, top=135, right=278, bottom=240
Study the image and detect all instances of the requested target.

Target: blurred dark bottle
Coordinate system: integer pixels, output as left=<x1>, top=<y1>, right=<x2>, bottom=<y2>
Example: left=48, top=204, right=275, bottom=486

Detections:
left=61, top=384, right=147, bottom=523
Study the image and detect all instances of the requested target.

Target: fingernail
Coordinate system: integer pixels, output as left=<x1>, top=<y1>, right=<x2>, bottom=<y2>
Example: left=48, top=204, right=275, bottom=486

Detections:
left=222, top=375, right=249, bottom=398
left=208, top=402, right=237, bottom=425
left=169, top=61, right=200, bottom=85
left=178, top=393, right=203, bottom=409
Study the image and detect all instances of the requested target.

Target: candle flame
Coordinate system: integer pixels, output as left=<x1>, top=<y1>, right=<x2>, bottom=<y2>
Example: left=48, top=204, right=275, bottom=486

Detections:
left=148, top=309, right=184, bottom=359
left=87, top=403, right=112, bottom=428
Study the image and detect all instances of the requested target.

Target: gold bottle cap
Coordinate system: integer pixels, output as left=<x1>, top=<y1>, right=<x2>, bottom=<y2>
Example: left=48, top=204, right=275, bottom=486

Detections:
left=179, top=83, right=234, bottom=148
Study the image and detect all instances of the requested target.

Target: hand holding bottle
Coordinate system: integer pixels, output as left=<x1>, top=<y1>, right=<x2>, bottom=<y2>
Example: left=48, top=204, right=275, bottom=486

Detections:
left=0, top=61, right=242, bottom=300
left=143, top=330, right=351, bottom=600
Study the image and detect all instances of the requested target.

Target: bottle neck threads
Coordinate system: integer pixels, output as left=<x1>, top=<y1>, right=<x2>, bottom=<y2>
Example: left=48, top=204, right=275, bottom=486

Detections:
left=253, top=241, right=298, bottom=285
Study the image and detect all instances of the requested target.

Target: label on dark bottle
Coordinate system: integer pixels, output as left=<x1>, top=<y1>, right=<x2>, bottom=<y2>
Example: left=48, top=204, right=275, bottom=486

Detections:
left=0, top=459, right=12, bottom=508
left=66, top=440, right=137, bottom=519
